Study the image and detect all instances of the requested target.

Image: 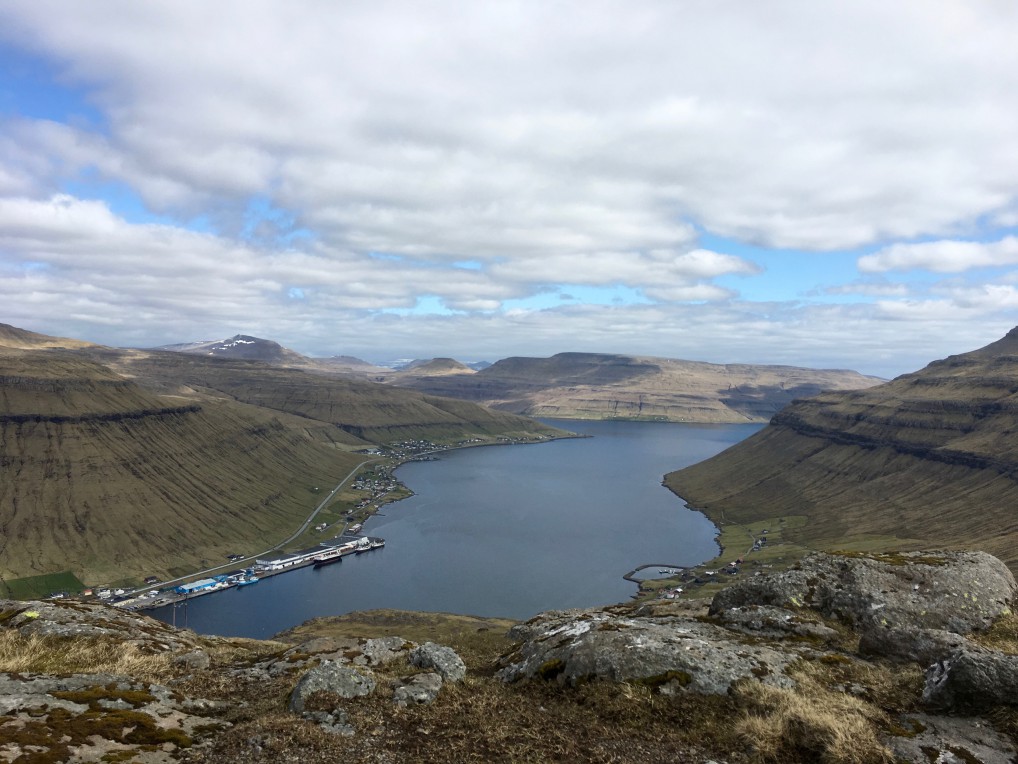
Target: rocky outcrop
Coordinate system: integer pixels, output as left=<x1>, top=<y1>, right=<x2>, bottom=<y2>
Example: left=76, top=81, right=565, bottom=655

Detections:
left=502, top=551, right=1018, bottom=706
left=0, top=598, right=207, bottom=652
left=498, top=608, right=803, bottom=694
left=710, top=551, right=1016, bottom=635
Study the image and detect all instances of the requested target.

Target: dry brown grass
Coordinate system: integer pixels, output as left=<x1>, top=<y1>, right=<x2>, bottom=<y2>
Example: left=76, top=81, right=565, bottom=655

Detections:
left=734, top=677, right=891, bottom=764
left=0, top=630, right=173, bottom=680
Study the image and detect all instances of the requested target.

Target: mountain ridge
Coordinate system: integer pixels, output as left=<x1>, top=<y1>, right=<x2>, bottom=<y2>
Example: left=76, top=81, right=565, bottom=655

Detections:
left=665, top=326, right=1018, bottom=573
left=391, top=351, right=885, bottom=423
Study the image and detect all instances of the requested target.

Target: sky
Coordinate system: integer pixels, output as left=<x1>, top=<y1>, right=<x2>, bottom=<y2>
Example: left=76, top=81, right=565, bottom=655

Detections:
left=1, top=1, right=1017, bottom=377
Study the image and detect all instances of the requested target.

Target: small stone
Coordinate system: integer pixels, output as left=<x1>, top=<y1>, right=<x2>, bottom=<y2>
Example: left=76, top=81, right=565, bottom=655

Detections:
left=392, top=672, right=443, bottom=706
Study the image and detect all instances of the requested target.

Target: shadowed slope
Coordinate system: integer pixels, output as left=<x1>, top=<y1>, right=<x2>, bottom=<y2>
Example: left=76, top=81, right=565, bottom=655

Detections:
left=665, top=328, right=1018, bottom=572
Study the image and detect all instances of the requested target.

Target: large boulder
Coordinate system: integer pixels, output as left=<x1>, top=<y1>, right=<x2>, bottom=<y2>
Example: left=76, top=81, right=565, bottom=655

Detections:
left=288, top=661, right=375, bottom=713
left=498, top=609, right=802, bottom=695
left=409, top=642, right=466, bottom=682
left=709, top=551, right=1016, bottom=635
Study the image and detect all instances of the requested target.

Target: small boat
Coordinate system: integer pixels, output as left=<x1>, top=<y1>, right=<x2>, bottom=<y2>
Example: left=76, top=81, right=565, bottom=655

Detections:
left=369, top=538, right=385, bottom=549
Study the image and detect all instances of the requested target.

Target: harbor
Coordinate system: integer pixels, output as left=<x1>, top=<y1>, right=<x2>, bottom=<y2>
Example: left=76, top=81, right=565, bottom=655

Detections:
left=114, top=534, right=385, bottom=613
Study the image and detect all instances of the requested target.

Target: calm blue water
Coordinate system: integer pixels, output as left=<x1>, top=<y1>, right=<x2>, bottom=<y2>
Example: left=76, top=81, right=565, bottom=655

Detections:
left=150, top=420, right=762, bottom=638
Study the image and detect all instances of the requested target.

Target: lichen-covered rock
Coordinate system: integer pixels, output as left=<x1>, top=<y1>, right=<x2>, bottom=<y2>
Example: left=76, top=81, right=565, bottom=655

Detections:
left=923, top=647, right=1018, bottom=711
left=288, top=661, right=376, bottom=713
left=712, top=604, right=840, bottom=643
left=859, top=627, right=969, bottom=665
left=709, top=551, right=1016, bottom=635
left=409, top=642, right=466, bottom=682
left=360, top=636, right=414, bottom=666
left=392, top=672, right=443, bottom=706
left=498, top=609, right=801, bottom=695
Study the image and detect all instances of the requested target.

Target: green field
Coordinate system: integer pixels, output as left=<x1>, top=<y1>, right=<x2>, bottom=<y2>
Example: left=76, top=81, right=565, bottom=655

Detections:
left=2, top=571, right=85, bottom=600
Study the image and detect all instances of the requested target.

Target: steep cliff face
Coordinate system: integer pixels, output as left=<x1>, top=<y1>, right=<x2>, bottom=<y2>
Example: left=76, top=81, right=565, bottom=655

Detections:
left=665, top=328, right=1018, bottom=571
left=393, top=352, right=883, bottom=423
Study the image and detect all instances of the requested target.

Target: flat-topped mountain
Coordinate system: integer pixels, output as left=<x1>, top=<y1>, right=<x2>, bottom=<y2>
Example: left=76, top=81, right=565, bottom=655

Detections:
left=665, top=328, right=1018, bottom=573
left=390, top=351, right=884, bottom=423
left=0, top=325, right=565, bottom=584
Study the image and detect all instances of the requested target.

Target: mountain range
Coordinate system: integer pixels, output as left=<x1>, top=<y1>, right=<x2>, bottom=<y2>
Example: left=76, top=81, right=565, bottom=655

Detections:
left=157, top=334, right=884, bottom=423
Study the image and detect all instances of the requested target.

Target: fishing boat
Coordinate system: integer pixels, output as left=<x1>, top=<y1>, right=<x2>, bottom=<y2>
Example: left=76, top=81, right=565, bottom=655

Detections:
left=235, top=576, right=260, bottom=586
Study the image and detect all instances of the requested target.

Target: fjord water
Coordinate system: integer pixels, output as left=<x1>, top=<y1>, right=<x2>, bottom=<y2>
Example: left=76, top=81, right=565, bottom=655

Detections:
left=151, top=420, right=762, bottom=638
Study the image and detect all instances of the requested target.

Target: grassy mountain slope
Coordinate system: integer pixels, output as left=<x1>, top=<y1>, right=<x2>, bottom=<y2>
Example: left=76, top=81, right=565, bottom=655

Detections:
left=95, top=349, right=564, bottom=443
left=0, top=349, right=369, bottom=584
left=664, top=328, right=1018, bottom=571
left=0, top=327, right=566, bottom=585
left=394, top=352, right=884, bottom=423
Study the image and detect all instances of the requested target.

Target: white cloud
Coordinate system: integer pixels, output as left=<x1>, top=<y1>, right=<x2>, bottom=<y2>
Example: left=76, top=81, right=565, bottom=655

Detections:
left=859, top=237, right=1018, bottom=273
left=2, top=0, right=1017, bottom=254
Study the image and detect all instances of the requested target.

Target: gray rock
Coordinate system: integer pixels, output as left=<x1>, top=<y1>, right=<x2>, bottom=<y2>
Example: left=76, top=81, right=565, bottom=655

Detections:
left=303, top=708, right=354, bottom=736
left=712, top=604, right=840, bottom=643
left=710, top=551, right=1016, bottom=635
left=923, top=647, right=1018, bottom=711
left=859, top=627, right=969, bottom=665
left=172, top=650, right=211, bottom=671
left=288, top=661, right=376, bottom=713
left=409, top=642, right=467, bottom=682
left=498, top=610, right=801, bottom=695
left=392, top=672, right=444, bottom=706
left=361, top=636, right=413, bottom=666
left=883, top=713, right=1017, bottom=764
